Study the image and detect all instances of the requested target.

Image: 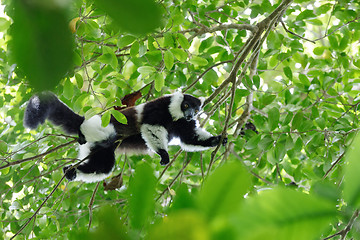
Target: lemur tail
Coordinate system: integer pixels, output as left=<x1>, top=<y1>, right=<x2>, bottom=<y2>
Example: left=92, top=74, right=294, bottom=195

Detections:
left=24, top=92, right=85, bottom=135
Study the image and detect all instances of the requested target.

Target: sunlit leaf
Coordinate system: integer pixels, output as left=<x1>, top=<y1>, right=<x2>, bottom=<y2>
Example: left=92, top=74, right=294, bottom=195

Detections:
left=164, top=50, right=174, bottom=71
left=233, top=188, right=337, bottom=240
left=101, top=111, right=111, bottom=127
left=154, top=73, right=164, bottom=92
left=147, top=211, right=209, bottom=240
left=111, top=109, right=127, bottom=124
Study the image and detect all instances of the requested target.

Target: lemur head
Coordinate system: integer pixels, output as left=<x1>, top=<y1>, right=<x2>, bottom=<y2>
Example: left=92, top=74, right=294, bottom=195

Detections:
left=181, top=94, right=202, bottom=121
left=169, top=92, right=203, bottom=121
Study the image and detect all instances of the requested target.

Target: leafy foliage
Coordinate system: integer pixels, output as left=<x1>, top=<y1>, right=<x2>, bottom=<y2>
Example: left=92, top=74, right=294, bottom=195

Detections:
left=1, top=0, right=360, bottom=239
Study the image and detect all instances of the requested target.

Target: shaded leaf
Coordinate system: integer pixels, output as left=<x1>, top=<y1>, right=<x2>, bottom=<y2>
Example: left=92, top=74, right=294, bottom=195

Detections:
left=128, top=163, right=157, bottom=230
left=11, top=0, right=73, bottom=90
left=95, top=0, right=162, bottom=34
left=344, top=133, right=360, bottom=208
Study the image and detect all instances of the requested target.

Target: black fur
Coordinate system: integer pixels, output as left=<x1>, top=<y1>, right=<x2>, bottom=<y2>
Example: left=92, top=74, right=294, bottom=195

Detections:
left=64, top=136, right=117, bottom=181
left=24, top=92, right=85, bottom=135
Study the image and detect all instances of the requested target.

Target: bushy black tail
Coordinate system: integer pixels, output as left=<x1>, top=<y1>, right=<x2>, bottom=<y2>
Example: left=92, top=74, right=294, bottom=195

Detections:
left=24, top=92, right=85, bottom=135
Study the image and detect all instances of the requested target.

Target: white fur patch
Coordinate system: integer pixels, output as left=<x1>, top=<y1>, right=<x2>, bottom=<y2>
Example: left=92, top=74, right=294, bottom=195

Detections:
left=135, top=104, right=145, bottom=122
left=78, top=142, right=92, bottom=160
left=74, top=169, right=113, bottom=183
left=168, top=92, right=184, bottom=121
left=80, top=115, right=116, bottom=142
left=195, top=127, right=213, bottom=140
left=140, top=124, right=168, bottom=152
left=180, top=143, right=211, bottom=152
left=31, top=96, right=41, bottom=109
left=199, top=97, right=206, bottom=107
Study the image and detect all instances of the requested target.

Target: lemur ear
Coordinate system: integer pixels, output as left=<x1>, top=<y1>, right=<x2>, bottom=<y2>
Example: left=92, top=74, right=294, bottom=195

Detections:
left=199, top=97, right=206, bottom=107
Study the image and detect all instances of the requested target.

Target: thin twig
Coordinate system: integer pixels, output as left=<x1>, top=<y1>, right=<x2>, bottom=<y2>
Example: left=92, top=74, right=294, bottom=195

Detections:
left=10, top=175, right=67, bottom=239
left=88, top=182, right=100, bottom=230
left=322, top=152, right=345, bottom=180
left=323, top=209, right=360, bottom=240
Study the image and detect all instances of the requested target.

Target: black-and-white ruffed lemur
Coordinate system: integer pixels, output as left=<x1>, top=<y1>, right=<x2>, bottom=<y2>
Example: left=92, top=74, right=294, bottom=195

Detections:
left=24, top=92, right=227, bottom=183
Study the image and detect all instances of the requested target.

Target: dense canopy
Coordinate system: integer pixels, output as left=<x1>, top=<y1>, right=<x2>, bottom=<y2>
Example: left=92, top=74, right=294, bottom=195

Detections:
left=1, top=0, right=360, bottom=239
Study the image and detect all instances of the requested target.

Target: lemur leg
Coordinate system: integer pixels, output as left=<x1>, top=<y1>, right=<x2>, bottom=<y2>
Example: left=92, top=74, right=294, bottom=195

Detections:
left=140, top=124, right=170, bottom=165
left=63, top=139, right=117, bottom=183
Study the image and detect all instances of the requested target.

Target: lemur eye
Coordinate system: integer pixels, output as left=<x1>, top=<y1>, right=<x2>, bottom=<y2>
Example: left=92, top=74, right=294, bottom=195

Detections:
left=195, top=109, right=199, bottom=113
left=184, top=103, right=189, bottom=109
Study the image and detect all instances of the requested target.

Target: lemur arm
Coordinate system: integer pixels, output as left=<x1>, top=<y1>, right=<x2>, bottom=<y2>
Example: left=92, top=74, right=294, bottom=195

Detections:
left=175, top=119, right=227, bottom=152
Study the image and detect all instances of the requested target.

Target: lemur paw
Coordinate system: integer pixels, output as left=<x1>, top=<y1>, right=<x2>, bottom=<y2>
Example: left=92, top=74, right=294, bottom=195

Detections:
left=77, top=130, right=87, bottom=145
left=222, top=137, right=228, bottom=146
left=211, top=135, right=227, bottom=146
left=158, top=149, right=170, bottom=165
left=63, top=166, right=76, bottom=181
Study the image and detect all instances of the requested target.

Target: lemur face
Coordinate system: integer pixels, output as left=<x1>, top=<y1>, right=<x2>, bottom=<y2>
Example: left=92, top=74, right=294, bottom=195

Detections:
left=181, top=97, right=201, bottom=121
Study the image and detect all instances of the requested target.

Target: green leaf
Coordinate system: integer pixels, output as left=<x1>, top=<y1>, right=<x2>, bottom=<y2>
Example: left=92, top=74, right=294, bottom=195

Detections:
left=84, top=206, right=129, bottom=239
left=338, top=36, right=349, bottom=51
left=177, top=33, right=190, bottom=49
left=202, top=69, right=218, bottom=82
left=296, top=9, right=316, bottom=21
left=117, top=35, right=136, bottom=48
left=291, top=112, right=304, bottom=130
left=11, top=0, right=74, bottom=90
left=170, top=48, right=188, bottom=62
left=163, top=33, right=175, bottom=48
left=138, top=66, right=156, bottom=75
left=170, top=184, right=196, bottom=212
left=299, top=74, right=310, bottom=87
left=0, top=140, right=7, bottom=154
left=268, top=107, right=280, bottom=131
left=313, top=47, right=325, bottom=56
left=154, top=73, right=164, bottom=92
left=128, top=163, right=157, bottom=230
left=344, top=133, right=360, bottom=208
left=354, top=59, right=360, bottom=69
left=253, top=75, right=260, bottom=89
left=283, top=66, right=292, bottom=80
left=164, top=50, right=174, bottom=71
left=262, top=94, right=276, bottom=107
left=75, top=73, right=83, bottom=89
left=0, top=17, right=10, bottom=32
left=110, top=109, right=127, bottom=124
left=189, top=56, right=208, bottom=66
left=198, top=162, right=251, bottom=219
left=147, top=211, right=209, bottom=240
left=101, top=111, right=111, bottom=128
left=130, top=41, right=139, bottom=57
left=328, top=35, right=338, bottom=49
left=95, top=0, right=162, bottom=34
left=98, top=53, right=118, bottom=70
left=233, top=188, right=337, bottom=240
left=63, top=79, right=74, bottom=100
